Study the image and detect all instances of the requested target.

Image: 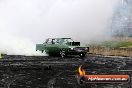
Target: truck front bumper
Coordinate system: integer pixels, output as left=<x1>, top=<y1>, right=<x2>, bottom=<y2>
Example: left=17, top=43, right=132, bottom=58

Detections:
left=66, top=50, right=88, bottom=55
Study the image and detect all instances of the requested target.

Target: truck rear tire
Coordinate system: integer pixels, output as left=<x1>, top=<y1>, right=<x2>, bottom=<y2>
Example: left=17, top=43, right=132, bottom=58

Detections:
left=60, top=50, right=66, bottom=58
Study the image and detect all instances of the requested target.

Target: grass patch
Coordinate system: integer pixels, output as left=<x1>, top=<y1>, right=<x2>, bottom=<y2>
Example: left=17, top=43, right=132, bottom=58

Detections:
left=94, top=41, right=132, bottom=48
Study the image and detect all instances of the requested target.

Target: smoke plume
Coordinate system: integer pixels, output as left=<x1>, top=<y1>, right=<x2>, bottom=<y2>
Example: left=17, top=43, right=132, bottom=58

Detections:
left=0, top=0, right=118, bottom=55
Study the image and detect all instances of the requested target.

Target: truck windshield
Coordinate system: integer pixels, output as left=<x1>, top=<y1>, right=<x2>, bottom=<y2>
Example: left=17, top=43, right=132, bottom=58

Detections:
left=62, top=39, right=74, bottom=44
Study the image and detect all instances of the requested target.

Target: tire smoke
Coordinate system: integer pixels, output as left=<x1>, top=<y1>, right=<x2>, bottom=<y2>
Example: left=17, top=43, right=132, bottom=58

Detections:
left=0, top=0, right=118, bottom=55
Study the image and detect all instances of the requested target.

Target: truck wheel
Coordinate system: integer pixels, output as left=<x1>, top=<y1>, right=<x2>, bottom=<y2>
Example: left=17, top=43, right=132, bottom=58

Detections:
left=79, top=53, right=86, bottom=57
left=60, top=50, right=66, bottom=58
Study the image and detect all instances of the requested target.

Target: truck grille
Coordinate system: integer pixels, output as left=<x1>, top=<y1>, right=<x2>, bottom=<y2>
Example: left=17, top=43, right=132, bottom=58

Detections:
left=73, top=47, right=87, bottom=51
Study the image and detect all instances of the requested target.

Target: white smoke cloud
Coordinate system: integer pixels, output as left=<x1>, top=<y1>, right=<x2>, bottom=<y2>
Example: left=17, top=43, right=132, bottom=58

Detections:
left=0, top=0, right=118, bottom=55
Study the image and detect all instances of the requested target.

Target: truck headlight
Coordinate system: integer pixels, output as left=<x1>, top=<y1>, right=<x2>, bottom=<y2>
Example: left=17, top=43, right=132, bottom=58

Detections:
left=85, top=48, right=88, bottom=50
left=70, top=48, right=74, bottom=50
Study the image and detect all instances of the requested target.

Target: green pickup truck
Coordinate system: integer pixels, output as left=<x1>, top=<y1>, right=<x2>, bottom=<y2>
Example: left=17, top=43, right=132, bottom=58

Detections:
left=36, top=38, right=89, bottom=57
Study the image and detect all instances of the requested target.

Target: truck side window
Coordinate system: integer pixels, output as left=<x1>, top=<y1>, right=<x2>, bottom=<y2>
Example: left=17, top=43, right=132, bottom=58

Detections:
left=52, top=39, right=59, bottom=44
left=47, top=39, right=52, bottom=44
left=52, top=39, right=55, bottom=44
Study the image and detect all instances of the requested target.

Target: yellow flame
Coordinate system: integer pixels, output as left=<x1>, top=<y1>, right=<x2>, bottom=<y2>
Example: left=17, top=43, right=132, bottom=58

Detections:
left=78, top=65, right=86, bottom=76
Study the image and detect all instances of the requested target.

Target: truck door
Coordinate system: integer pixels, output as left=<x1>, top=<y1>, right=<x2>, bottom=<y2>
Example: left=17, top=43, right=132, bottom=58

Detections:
left=52, top=39, right=60, bottom=54
left=46, top=39, right=60, bottom=55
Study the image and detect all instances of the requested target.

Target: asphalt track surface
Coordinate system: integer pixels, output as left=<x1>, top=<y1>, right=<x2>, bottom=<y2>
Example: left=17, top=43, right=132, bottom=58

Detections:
left=0, top=55, right=131, bottom=88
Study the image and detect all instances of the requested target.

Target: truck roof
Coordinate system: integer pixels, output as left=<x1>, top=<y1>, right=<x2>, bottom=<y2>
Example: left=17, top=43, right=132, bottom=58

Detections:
left=47, top=38, right=71, bottom=39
